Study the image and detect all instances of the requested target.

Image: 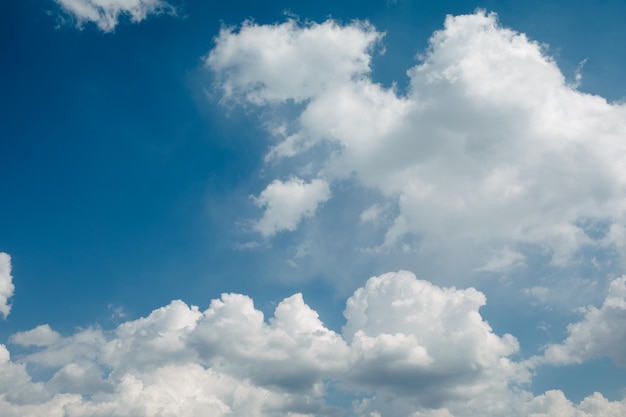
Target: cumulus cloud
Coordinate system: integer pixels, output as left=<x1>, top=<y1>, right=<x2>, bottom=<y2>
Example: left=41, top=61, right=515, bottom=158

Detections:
left=207, top=12, right=626, bottom=269
left=541, top=276, right=626, bottom=367
left=523, top=390, right=626, bottom=417
left=0, top=270, right=538, bottom=416
left=4, top=271, right=626, bottom=416
left=253, top=177, right=331, bottom=237
left=9, top=324, right=61, bottom=347
left=191, top=292, right=349, bottom=392
left=54, top=0, right=173, bottom=32
left=0, top=252, right=14, bottom=319
left=207, top=19, right=382, bottom=105
left=343, top=271, right=523, bottom=409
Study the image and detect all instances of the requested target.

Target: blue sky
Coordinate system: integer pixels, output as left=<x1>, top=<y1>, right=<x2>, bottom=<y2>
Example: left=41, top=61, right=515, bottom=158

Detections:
left=2, top=1, right=626, bottom=416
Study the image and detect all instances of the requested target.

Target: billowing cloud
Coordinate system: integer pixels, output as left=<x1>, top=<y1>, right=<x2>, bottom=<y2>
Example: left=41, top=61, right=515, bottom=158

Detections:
left=54, top=0, right=173, bottom=32
left=343, top=271, right=522, bottom=407
left=0, top=253, right=14, bottom=319
left=541, top=276, right=626, bottom=367
left=207, top=12, right=626, bottom=270
left=253, top=177, right=331, bottom=237
left=3, top=270, right=626, bottom=416
left=0, top=270, right=542, bottom=416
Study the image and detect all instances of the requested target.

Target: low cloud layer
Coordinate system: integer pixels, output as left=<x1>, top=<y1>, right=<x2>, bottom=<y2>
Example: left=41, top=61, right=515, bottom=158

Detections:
left=0, top=253, right=14, bottom=319
left=54, top=0, right=173, bottom=32
left=208, top=11, right=626, bottom=271
left=2, top=270, right=626, bottom=416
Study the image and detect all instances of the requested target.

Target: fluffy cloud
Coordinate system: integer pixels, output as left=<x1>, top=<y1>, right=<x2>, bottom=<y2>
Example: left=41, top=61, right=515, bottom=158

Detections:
left=4, top=270, right=626, bottom=416
left=0, top=270, right=535, bottom=416
left=523, top=390, right=626, bottom=417
left=541, top=276, right=626, bottom=367
left=9, top=324, right=61, bottom=347
left=54, top=0, right=173, bottom=32
left=208, top=12, right=626, bottom=270
left=190, top=292, right=349, bottom=392
left=343, top=271, right=522, bottom=406
left=207, top=19, right=382, bottom=105
left=0, top=253, right=14, bottom=319
left=253, top=177, right=331, bottom=237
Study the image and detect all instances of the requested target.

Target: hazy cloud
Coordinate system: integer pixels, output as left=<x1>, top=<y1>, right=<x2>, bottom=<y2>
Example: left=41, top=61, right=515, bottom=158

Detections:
left=54, top=0, right=173, bottom=32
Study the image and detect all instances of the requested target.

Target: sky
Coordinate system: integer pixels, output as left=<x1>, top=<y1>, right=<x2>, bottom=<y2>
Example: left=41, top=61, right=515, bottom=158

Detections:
left=2, top=0, right=626, bottom=416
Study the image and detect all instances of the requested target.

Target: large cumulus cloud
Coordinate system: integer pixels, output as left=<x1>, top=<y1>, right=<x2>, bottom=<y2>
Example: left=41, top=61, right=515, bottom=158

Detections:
left=0, top=271, right=526, bottom=416
left=207, top=11, right=626, bottom=272
left=4, top=270, right=626, bottom=416
left=3, top=270, right=626, bottom=416
left=4, top=268, right=626, bottom=416
left=342, top=271, right=522, bottom=407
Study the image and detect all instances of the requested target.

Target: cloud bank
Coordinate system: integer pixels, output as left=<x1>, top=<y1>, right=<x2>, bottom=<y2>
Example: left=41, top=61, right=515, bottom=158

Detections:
left=208, top=11, right=626, bottom=271
left=0, top=253, right=14, bottom=319
left=2, top=271, right=626, bottom=416
left=54, top=0, right=173, bottom=32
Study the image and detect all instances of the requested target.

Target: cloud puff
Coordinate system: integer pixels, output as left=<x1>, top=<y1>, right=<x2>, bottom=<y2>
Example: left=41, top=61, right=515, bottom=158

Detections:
left=208, top=12, right=626, bottom=269
left=343, top=271, right=522, bottom=408
left=523, top=390, right=626, bottom=417
left=0, top=270, right=538, bottom=416
left=9, top=324, right=61, bottom=347
left=0, top=253, right=14, bottom=319
left=191, top=292, right=349, bottom=393
left=54, top=0, right=173, bottom=32
left=207, top=19, right=382, bottom=105
left=541, top=276, right=626, bottom=367
left=253, top=177, right=331, bottom=237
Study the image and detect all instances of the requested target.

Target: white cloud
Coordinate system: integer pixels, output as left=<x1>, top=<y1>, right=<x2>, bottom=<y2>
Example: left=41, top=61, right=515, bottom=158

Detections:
left=54, top=0, right=173, bottom=32
left=208, top=12, right=626, bottom=270
left=342, top=271, right=523, bottom=408
left=0, top=253, right=14, bottom=319
left=207, top=19, right=382, bottom=105
left=253, top=177, right=331, bottom=237
left=0, top=270, right=536, bottom=416
left=100, top=299, right=202, bottom=372
left=190, top=292, right=349, bottom=393
left=4, top=270, right=626, bottom=416
left=9, top=324, right=61, bottom=347
left=541, top=276, right=626, bottom=367
left=523, top=390, right=626, bottom=417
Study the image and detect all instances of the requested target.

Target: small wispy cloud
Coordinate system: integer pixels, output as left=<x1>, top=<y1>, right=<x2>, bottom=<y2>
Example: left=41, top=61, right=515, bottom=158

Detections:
left=54, top=0, right=175, bottom=32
